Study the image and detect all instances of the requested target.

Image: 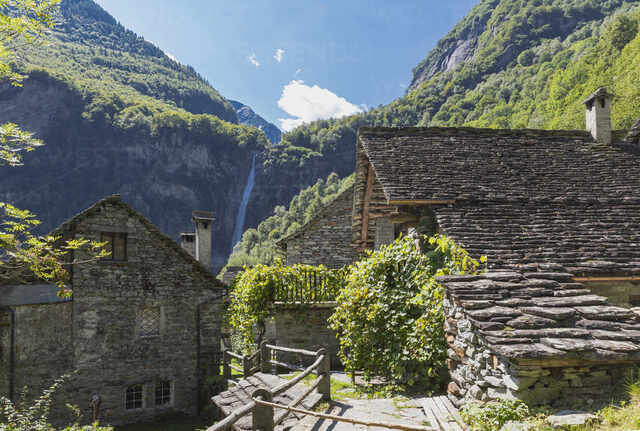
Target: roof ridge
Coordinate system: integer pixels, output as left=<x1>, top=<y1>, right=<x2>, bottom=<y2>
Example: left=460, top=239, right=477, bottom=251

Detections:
left=55, top=195, right=224, bottom=287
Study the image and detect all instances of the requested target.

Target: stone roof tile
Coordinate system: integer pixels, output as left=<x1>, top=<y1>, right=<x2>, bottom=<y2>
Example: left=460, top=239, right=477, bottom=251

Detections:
left=439, top=272, right=640, bottom=362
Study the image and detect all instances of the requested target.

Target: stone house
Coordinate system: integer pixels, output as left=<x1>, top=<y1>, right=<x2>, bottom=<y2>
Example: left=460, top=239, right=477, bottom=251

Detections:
left=276, top=184, right=359, bottom=269
left=0, top=195, right=225, bottom=425
left=352, top=88, right=640, bottom=407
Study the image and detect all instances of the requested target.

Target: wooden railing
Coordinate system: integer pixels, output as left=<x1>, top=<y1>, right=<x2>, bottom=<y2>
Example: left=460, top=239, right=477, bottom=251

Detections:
left=222, top=349, right=261, bottom=382
left=272, top=269, right=345, bottom=304
left=209, top=341, right=330, bottom=431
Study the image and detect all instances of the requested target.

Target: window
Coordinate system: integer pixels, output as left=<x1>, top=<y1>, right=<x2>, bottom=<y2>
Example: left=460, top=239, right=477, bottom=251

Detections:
left=155, top=381, right=172, bottom=406
left=125, top=384, right=143, bottom=410
left=138, top=306, right=160, bottom=337
left=101, top=232, right=127, bottom=261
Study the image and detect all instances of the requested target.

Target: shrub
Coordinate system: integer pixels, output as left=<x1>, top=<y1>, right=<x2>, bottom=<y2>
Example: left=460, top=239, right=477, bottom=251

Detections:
left=328, top=235, right=484, bottom=389
left=460, top=399, right=530, bottom=431
left=0, top=375, right=113, bottom=431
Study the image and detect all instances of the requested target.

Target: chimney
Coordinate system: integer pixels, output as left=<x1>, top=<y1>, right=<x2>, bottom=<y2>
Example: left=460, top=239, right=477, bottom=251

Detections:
left=192, top=210, right=214, bottom=271
left=180, top=232, right=196, bottom=258
left=583, top=87, right=614, bottom=145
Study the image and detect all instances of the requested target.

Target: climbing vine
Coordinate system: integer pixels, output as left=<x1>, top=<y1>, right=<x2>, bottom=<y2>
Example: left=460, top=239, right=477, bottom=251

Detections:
left=328, top=235, right=485, bottom=389
left=226, top=260, right=347, bottom=348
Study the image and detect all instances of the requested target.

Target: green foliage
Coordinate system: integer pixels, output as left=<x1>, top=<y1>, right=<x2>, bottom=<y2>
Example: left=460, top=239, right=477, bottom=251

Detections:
left=222, top=173, right=353, bottom=272
left=0, top=375, right=113, bottom=431
left=15, top=0, right=237, bottom=123
left=328, top=235, right=484, bottom=389
left=0, top=0, right=59, bottom=85
left=0, top=123, right=43, bottom=167
left=0, top=201, right=108, bottom=293
left=227, top=261, right=347, bottom=347
left=460, top=399, right=530, bottom=431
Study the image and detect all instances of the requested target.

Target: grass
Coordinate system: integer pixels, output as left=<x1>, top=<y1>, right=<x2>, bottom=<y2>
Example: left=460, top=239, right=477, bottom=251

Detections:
left=463, top=370, right=640, bottom=431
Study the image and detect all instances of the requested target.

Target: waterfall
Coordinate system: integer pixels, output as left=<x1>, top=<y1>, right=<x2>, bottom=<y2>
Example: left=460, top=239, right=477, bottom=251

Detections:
left=230, top=153, right=257, bottom=253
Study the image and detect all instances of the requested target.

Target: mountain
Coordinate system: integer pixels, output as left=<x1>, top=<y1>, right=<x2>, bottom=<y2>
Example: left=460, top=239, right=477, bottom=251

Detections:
left=0, top=0, right=266, bottom=271
left=232, top=0, right=640, bottom=265
left=230, top=101, right=282, bottom=144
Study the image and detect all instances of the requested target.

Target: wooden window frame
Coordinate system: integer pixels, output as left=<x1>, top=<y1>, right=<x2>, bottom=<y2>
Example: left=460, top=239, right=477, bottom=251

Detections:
left=101, top=232, right=128, bottom=262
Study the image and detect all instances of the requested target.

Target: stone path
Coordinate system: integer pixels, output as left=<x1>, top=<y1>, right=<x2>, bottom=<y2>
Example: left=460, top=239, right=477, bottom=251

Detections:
left=212, top=372, right=321, bottom=431
left=291, top=397, right=430, bottom=430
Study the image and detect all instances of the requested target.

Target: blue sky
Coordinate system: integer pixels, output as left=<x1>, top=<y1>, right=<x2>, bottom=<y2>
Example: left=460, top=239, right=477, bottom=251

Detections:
left=94, top=0, right=478, bottom=131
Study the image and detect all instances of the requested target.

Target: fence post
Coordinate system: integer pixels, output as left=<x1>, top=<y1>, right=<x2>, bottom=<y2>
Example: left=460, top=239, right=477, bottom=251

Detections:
left=222, top=350, right=231, bottom=381
left=243, top=354, right=251, bottom=377
left=260, top=341, right=270, bottom=373
left=315, top=348, right=331, bottom=401
left=252, top=388, right=274, bottom=431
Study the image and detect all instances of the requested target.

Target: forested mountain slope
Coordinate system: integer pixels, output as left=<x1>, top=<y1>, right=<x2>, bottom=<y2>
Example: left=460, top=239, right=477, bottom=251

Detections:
left=237, top=0, right=640, bottom=266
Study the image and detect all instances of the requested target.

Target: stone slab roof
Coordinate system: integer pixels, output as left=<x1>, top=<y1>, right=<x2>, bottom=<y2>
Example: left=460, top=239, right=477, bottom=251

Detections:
left=435, top=201, right=640, bottom=277
left=439, top=271, right=640, bottom=363
left=0, top=284, right=71, bottom=306
left=358, top=127, right=640, bottom=203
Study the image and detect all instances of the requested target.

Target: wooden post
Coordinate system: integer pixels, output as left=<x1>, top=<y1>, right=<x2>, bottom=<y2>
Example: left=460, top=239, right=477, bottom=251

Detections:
left=315, top=348, right=331, bottom=401
left=223, top=350, right=231, bottom=381
left=243, top=354, right=251, bottom=377
left=252, top=388, right=274, bottom=431
left=260, top=341, right=270, bottom=373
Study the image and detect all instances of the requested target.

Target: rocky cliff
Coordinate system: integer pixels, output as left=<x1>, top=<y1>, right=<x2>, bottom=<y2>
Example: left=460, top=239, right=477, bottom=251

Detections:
left=230, top=100, right=282, bottom=144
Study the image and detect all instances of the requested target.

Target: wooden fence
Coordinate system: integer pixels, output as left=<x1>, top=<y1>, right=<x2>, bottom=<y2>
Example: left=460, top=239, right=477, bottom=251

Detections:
left=272, top=269, right=345, bottom=304
left=212, top=342, right=331, bottom=431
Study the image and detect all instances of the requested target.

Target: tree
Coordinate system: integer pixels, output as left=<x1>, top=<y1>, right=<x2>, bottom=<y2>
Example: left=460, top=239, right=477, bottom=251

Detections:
left=0, top=0, right=107, bottom=294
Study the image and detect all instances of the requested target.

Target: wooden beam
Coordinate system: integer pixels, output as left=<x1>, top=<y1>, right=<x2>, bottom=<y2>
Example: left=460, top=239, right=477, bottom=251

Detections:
left=573, top=276, right=640, bottom=282
left=389, top=199, right=455, bottom=205
left=360, top=164, right=375, bottom=246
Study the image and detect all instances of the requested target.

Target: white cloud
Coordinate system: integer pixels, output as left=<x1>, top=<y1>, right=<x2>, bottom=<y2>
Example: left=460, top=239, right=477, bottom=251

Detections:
left=248, top=53, right=260, bottom=67
left=274, top=48, right=285, bottom=63
left=277, top=80, right=363, bottom=132
left=166, top=52, right=178, bottom=62
left=295, top=68, right=303, bottom=76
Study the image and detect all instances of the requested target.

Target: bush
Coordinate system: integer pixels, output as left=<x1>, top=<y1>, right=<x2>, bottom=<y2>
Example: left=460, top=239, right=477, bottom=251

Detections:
left=226, top=261, right=347, bottom=348
left=0, top=375, right=113, bottom=431
left=328, top=235, right=484, bottom=389
left=460, top=399, right=530, bottom=431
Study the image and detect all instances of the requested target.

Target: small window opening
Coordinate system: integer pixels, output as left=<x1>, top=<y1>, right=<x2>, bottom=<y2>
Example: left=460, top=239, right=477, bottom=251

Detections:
left=155, top=381, right=172, bottom=406
left=125, top=384, right=143, bottom=410
left=138, top=307, right=160, bottom=337
left=586, top=100, right=594, bottom=111
left=600, top=98, right=606, bottom=109
left=101, top=232, right=127, bottom=261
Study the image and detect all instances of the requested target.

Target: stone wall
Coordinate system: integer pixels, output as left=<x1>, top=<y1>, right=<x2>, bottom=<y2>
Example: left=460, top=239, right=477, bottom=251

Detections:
left=444, top=296, right=633, bottom=409
left=264, top=303, right=341, bottom=369
left=0, top=304, right=73, bottom=410
left=283, top=185, right=360, bottom=269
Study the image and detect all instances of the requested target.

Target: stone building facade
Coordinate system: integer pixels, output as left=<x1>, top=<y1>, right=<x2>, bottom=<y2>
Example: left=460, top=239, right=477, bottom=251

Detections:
left=277, top=184, right=360, bottom=269
left=0, top=196, right=225, bottom=426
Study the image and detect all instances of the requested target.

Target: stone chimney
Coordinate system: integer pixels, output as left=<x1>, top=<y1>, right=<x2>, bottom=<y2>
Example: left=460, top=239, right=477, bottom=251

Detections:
left=180, top=232, right=196, bottom=258
left=192, top=210, right=214, bottom=271
left=583, top=87, right=614, bottom=144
